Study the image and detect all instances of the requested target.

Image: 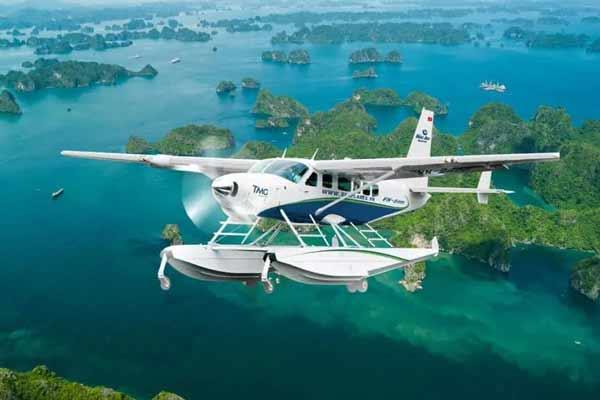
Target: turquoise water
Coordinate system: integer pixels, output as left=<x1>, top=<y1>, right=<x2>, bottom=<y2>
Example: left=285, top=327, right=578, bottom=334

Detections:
left=1, top=28, right=600, bottom=399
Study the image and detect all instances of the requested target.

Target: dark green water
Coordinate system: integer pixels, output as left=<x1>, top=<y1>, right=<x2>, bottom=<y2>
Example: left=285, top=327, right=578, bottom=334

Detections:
left=1, top=23, right=600, bottom=399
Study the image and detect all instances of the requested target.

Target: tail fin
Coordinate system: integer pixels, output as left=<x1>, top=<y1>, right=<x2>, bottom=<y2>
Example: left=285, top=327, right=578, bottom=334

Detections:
left=407, top=108, right=434, bottom=159
left=406, top=108, right=434, bottom=187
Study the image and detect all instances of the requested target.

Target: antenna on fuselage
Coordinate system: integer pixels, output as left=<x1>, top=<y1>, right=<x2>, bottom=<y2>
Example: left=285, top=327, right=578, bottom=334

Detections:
left=281, top=148, right=287, bottom=158
left=311, top=148, right=319, bottom=160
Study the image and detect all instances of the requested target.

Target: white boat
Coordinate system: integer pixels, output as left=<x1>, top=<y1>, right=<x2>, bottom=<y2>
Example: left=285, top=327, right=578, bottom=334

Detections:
left=480, top=81, right=507, bottom=93
left=170, top=58, right=181, bottom=64
left=130, top=54, right=141, bottom=59
left=52, top=188, right=64, bottom=199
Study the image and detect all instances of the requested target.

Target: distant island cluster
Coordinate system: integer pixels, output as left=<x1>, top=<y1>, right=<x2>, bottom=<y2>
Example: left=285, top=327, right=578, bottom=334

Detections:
left=348, top=48, right=402, bottom=80
left=1, top=3, right=600, bottom=58
left=3, top=23, right=212, bottom=56
left=215, top=77, right=261, bottom=96
left=0, top=58, right=157, bottom=115
left=262, top=49, right=311, bottom=64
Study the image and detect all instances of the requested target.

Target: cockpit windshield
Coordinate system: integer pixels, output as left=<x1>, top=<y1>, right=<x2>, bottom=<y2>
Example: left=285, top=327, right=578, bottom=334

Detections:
left=248, top=159, right=273, bottom=173
left=249, top=159, right=309, bottom=183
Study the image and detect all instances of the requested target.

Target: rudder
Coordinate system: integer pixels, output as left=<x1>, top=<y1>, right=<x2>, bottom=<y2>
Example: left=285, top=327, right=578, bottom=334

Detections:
left=407, top=108, right=434, bottom=158
left=406, top=108, right=434, bottom=188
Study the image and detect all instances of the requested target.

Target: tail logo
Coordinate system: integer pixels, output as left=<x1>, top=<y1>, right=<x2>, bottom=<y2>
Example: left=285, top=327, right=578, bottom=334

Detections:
left=416, top=129, right=430, bottom=143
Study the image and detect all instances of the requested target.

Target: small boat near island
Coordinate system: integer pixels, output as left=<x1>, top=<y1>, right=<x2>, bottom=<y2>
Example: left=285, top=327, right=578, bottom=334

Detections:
left=480, top=81, right=507, bottom=93
left=130, top=54, right=141, bottom=59
left=52, top=188, right=64, bottom=199
left=170, top=58, right=181, bottom=64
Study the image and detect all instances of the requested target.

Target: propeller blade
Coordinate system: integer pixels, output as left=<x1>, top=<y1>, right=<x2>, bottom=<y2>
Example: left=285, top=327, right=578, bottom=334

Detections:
left=181, top=173, right=221, bottom=230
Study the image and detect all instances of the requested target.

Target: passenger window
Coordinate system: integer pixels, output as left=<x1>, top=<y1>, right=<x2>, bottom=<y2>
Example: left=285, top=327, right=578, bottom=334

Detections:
left=306, top=172, right=318, bottom=187
left=372, top=185, right=379, bottom=197
left=362, top=187, right=371, bottom=196
left=338, top=176, right=351, bottom=192
left=323, top=174, right=333, bottom=189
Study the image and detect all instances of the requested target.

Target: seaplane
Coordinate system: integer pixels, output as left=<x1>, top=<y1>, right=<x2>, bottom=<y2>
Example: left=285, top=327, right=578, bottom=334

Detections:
left=61, top=109, right=559, bottom=294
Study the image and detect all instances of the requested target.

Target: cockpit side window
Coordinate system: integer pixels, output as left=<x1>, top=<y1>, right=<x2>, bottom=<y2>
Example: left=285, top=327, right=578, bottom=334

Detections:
left=306, top=172, right=318, bottom=187
left=361, top=183, right=379, bottom=197
left=323, top=174, right=333, bottom=189
left=338, top=175, right=351, bottom=192
left=263, top=160, right=309, bottom=183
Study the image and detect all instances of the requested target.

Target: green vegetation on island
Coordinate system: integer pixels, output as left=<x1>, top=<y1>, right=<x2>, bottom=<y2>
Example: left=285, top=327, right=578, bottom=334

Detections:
left=0, top=365, right=184, bottom=400
left=353, top=88, right=402, bottom=107
left=252, top=89, right=309, bottom=122
left=0, top=58, right=157, bottom=92
left=241, top=77, right=260, bottom=89
left=255, top=118, right=290, bottom=129
left=352, top=67, right=378, bottom=79
left=385, top=50, right=403, bottom=64
left=262, top=9, right=474, bottom=26
left=349, top=48, right=402, bottom=64
left=126, top=125, right=234, bottom=156
left=233, top=141, right=281, bottom=160
left=0, top=90, right=22, bottom=115
left=288, top=49, right=311, bottom=64
left=570, top=257, right=600, bottom=301
left=349, top=48, right=383, bottom=63
left=0, top=3, right=187, bottom=31
left=460, top=103, right=532, bottom=154
left=352, top=88, right=447, bottom=114
left=400, top=261, right=426, bottom=292
left=200, top=17, right=272, bottom=33
left=261, top=50, right=288, bottom=63
left=401, top=91, right=449, bottom=116
left=125, top=136, right=154, bottom=154
left=216, top=80, right=236, bottom=94
left=17, top=26, right=211, bottom=55
left=162, top=224, right=183, bottom=245
left=261, top=49, right=311, bottom=64
left=503, top=27, right=590, bottom=49
left=270, top=22, right=470, bottom=46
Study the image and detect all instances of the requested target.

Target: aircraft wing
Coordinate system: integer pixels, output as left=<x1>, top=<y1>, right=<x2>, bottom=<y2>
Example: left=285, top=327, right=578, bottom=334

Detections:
left=312, top=152, right=560, bottom=179
left=61, top=151, right=257, bottom=179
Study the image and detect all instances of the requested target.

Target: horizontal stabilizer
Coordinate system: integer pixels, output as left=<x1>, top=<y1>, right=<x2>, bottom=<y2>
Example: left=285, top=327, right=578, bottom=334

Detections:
left=410, top=171, right=511, bottom=204
left=410, top=187, right=513, bottom=194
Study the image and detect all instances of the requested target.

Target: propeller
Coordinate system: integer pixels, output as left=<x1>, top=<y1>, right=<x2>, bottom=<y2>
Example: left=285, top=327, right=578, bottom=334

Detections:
left=181, top=172, right=222, bottom=232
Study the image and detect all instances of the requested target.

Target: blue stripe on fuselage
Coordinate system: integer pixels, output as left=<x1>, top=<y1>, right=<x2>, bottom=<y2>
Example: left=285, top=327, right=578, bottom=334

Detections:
left=258, top=199, right=403, bottom=224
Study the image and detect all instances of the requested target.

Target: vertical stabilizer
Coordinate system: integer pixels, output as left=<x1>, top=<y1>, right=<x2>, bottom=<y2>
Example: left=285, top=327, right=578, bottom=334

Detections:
left=406, top=108, right=434, bottom=187
left=407, top=108, right=434, bottom=159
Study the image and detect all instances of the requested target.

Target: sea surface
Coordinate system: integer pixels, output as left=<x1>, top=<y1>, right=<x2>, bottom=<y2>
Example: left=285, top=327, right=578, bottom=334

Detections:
left=1, top=23, right=600, bottom=399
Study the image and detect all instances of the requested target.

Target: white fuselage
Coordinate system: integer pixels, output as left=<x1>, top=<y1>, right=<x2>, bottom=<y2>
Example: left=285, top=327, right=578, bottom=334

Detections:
left=211, top=158, right=430, bottom=225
